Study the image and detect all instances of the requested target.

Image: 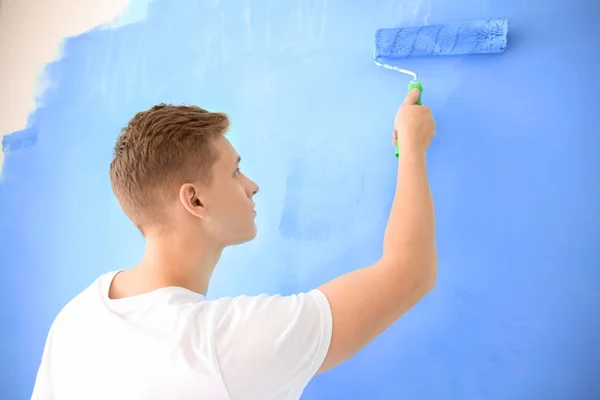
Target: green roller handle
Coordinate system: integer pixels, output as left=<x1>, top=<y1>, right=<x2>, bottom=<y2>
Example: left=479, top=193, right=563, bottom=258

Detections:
left=395, top=81, right=423, bottom=158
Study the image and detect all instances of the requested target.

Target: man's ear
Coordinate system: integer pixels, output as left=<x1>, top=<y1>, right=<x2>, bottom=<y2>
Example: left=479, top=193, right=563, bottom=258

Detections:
left=179, top=183, right=206, bottom=218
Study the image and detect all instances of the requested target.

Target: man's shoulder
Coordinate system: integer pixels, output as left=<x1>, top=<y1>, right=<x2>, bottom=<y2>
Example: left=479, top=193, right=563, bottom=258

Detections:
left=199, top=289, right=331, bottom=330
left=48, top=271, right=116, bottom=333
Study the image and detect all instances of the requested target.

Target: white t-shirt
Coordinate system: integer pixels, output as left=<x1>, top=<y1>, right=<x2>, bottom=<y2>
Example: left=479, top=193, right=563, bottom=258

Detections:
left=31, top=270, right=333, bottom=400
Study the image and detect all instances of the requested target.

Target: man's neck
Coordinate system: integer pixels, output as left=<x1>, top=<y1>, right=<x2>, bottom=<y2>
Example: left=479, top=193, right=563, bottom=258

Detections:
left=140, top=230, right=223, bottom=295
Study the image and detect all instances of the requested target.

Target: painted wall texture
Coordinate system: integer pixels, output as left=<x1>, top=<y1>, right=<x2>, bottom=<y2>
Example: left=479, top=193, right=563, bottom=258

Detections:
left=1, top=0, right=599, bottom=398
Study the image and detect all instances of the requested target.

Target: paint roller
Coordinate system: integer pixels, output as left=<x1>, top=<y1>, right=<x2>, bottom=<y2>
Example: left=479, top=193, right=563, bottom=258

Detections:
left=373, top=17, right=509, bottom=157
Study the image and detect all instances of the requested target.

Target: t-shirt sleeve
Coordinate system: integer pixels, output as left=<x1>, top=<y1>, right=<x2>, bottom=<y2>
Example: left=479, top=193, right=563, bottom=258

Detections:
left=211, top=289, right=333, bottom=399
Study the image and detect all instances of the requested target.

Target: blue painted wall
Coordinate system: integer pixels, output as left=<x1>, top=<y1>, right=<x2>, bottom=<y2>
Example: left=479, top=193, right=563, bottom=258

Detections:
left=2, top=0, right=599, bottom=398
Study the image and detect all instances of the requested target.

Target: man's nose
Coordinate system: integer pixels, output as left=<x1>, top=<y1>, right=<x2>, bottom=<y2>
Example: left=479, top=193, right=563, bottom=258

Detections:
left=250, top=182, right=259, bottom=197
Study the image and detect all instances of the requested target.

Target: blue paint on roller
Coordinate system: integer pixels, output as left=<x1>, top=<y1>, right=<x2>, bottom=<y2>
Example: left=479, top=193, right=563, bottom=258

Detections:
left=375, top=17, right=508, bottom=59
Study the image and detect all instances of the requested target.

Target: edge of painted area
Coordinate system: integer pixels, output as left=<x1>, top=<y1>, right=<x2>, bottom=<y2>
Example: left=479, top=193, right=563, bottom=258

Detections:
left=0, top=0, right=152, bottom=178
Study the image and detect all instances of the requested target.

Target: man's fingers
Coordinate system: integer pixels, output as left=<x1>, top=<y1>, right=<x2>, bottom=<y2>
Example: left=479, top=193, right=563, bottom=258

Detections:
left=403, top=88, right=421, bottom=105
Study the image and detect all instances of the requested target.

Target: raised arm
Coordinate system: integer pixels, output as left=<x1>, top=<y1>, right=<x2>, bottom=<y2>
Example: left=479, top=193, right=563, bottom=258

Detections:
left=317, top=88, right=438, bottom=373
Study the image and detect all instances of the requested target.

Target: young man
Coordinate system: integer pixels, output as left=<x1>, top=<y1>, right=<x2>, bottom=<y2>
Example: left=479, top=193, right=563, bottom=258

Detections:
left=32, top=88, right=437, bottom=399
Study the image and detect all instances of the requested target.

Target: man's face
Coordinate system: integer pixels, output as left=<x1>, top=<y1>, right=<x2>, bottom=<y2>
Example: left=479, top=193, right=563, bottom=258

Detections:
left=200, top=136, right=259, bottom=246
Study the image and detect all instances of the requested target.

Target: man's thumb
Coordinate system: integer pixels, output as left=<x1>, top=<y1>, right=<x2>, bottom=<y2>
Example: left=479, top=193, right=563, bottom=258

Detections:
left=403, top=88, right=421, bottom=105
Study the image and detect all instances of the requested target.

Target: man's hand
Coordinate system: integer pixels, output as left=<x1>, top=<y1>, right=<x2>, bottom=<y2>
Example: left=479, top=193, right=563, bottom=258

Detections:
left=392, top=88, right=436, bottom=155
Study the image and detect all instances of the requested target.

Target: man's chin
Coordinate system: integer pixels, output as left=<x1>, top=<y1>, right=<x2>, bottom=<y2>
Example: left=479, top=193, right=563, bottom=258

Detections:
left=247, top=226, right=258, bottom=241
left=228, top=227, right=257, bottom=246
